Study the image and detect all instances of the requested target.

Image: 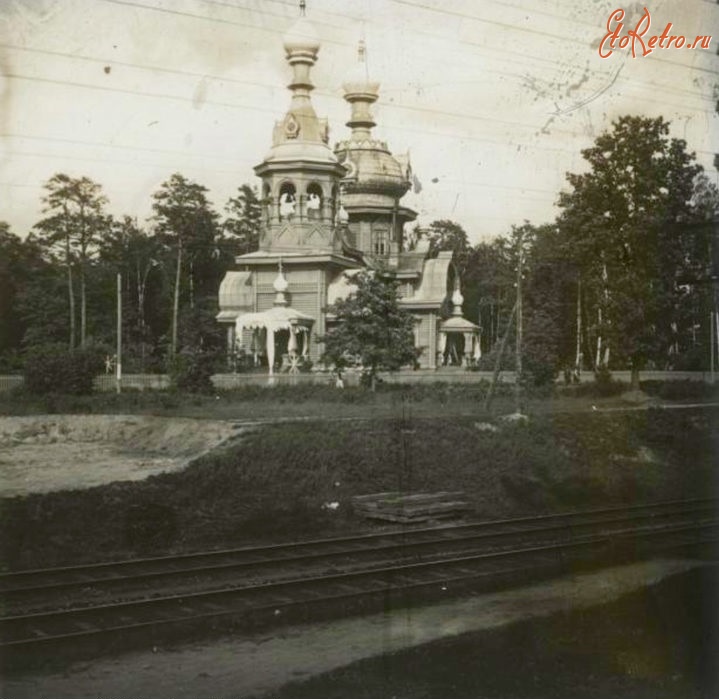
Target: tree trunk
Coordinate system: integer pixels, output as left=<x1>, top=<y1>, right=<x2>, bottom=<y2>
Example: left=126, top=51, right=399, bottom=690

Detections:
left=65, top=234, right=75, bottom=350
left=171, top=239, right=183, bottom=357
left=189, top=257, right=194, bottom=310
left=575, top=277, right=582, bottom=370
left=484, top=301, right=517, bottom=413
left=80, top=262, right=86, bottom=348
left=67, top=263, right=75, bottom=351
left=630, top=365, right=640, bottom=392
left=79, top=208, right=87, bottom=349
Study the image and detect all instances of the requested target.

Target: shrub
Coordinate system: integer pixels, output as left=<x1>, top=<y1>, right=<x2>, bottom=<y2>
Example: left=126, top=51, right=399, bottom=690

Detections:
left=168, top=348, right=216, bottom=393
left=23, top=344, right=104, bottom=395
left=641, top=380, right=719, bottom=401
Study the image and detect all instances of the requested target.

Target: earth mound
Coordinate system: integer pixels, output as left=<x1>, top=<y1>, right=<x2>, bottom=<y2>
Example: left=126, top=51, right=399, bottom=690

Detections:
left=0, top=415, right=241, bottom=497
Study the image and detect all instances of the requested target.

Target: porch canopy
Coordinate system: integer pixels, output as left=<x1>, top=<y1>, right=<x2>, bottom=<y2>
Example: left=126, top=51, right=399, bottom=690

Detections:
left=234, top=268, right=314, bottom=375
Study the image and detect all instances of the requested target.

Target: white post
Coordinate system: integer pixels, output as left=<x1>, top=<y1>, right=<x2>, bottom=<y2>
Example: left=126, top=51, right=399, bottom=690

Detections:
left=438, top=331, right=447, bottom=366
left=266, top=325, right=275, bottom=376
left=116, top=272, right=122, bottom=394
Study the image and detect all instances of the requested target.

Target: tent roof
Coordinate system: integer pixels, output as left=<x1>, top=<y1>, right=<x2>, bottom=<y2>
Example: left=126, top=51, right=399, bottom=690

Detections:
left=440, top=315, right=480, bottom=332
left=236, top=305, right=314, bottom=332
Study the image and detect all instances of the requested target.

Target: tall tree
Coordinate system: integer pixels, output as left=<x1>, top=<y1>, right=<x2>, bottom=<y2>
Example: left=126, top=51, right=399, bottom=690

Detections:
left=464, top=238, right=515, bottom=353
left=423, top=219, right=471, bottom=270
left=522, top=223, right=576, bottom=384
left=151, top=173, right=219, bottom=357
left=96, top=216, right=168, bottom=370
left=0, top=223, right=51, bottom=361
left=322, top=271, right=418, bottom=389
left=34, top=174, right=109, bottom=348
left=224, top=184, right=262, bottom=256
left=557, top=115, right=709, bottom=387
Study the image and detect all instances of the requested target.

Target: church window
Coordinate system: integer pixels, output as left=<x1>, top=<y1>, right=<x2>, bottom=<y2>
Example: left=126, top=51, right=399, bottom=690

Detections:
left=373, top=229, right=389, bottom=255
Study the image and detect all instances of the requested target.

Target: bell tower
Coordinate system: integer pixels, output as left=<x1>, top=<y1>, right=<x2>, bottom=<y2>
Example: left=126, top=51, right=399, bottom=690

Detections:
left=254, top=2, right=347, bottom=254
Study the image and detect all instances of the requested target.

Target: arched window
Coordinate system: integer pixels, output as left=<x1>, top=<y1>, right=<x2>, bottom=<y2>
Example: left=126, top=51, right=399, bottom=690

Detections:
left=279, top=182, right=296, bottom=221
left=306, top=183, right=323, bottom=220
left=373, top=229, right=389, bottom=255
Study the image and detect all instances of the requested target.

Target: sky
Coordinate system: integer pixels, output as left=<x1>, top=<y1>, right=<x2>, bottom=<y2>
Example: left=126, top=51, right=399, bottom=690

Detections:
left=0, top=0, right=717, bottom=243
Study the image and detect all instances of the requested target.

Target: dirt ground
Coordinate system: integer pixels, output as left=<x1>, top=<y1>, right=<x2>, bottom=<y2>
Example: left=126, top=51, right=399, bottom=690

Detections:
left=0, top=415, right=243, bottom=496
left=1, top=559, right=708, bottom=699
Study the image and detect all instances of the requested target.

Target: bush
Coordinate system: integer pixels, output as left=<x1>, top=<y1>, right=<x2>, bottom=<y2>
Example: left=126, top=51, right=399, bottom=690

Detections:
left=168, top=348, right=216, bottom=393
left=641, top=380, right=719, bottom=401
left=0, top=350, right=25, bottom=374
left=23, top=344, right=104, bottom=395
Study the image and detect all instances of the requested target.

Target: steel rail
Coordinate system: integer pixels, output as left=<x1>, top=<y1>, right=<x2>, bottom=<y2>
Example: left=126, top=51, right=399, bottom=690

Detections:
left=1, top=498, right=714, bottom=598
left=1, top=516, right=715, bottom=650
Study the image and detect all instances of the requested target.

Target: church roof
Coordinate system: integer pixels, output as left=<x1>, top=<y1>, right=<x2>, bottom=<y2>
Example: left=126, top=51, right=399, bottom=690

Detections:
left=335, top=141, right=410, bottom=197
left=400, top=252, right=453, bottom=306
left=216, top=271, right=253, bottom=321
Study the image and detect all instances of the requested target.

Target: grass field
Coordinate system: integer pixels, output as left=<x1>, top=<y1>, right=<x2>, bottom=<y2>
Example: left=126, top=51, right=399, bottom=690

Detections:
left=0, top=389, right=716, bottom=570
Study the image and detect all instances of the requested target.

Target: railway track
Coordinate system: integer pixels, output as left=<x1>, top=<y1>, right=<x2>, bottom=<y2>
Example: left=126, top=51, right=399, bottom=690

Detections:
left=1, top=498, right=716, bottom=663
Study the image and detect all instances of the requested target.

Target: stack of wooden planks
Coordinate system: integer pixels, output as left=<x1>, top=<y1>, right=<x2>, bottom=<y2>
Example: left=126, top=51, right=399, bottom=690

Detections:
left=351, top=491, right=471, bottom=523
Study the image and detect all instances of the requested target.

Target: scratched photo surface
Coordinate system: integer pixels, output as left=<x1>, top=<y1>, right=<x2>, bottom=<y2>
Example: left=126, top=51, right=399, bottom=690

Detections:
left=0, top=1, right=718, bottom=698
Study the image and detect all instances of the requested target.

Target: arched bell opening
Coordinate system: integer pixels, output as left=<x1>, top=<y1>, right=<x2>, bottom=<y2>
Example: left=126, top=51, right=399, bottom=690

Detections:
left=279, top=182, right=297, bottom=221
left=306, top=182, right=323, bottom=220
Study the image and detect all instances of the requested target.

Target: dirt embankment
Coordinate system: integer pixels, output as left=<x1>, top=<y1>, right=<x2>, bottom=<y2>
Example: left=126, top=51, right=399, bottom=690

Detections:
left=0, top=415, right=242, bottom=497
left=0, top=408, right=715, bottom=570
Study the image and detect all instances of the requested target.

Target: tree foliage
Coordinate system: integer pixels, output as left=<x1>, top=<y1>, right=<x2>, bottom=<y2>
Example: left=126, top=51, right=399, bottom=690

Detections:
left=0, top=174, right=260, bottom=373
left=322, top=271, right=418, bottom=387
left=151, top=173, right=220, bottom=356
left=224, top=183, right=261, bottom=256
left=34, top=174, right=110, bottom=349
left=0, top=224, right=52, bottom=362
left=558, top=115, right=714, bottom=382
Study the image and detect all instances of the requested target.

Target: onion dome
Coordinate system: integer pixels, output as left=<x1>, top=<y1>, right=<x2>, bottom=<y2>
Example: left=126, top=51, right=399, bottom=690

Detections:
left=334, top=40, right=412, bottom=201
left=283, top=15, right=320, bottom=56
left=256, top=2, right=342, bottom=170
left=342, top=40, right=380, bottom=103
